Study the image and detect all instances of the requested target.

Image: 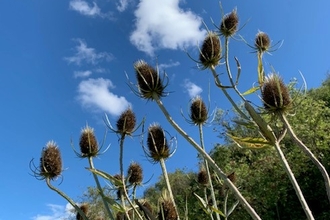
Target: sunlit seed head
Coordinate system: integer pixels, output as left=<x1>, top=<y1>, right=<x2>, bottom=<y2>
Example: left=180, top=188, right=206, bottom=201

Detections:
left=220, top=9, right=239, bottom=37
left=255, top=31, right=271, bottom=53
left=147, top=124, right=170, bottom=162
left=76, top=204, right=89, bottom=220
left=197, top=169, right=209, bottom=186
left=39, top=141, right=62, bottom=180
left=199, top=32, right=221, bottom=69
left=127, top=162, right=143, bottom=185
left=190, top=96, right=208, bottom=125
left=158, top=200, right=177, bottom=220
left=134, top=60, right=165, bottom=100
left=79, top=126, right=98, bottom=157
left=116, top=108, right=136, bottom=135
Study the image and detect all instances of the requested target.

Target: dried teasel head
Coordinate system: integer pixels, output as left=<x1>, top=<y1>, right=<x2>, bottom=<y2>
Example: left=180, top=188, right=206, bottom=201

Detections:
left=199, top=32, right=221, bottom=69
left=255, top=31, right=271, bottom=53
left=197, top=169, right=209, bottom=186
left=190, top=96, right=208, bottom=125
left=79, top=126, right=98, bottom=157
left=147, top=124, right=170, bottom=162
left=39, top=141, right=62, bottom=180
left=76, top=204, right=89, bottom=220
left=227, top=171, right=237, bottom=185
left=116, top=108, right=136, bottom=135
left=134, top=60, right=166, bottom=100
left=261, top=73, right=291, bottom=113
left=158, top=200, right=177, bottom=220
left=127, top=162, right=143, bottom=185
left=220, top=9, right=239, bottom=37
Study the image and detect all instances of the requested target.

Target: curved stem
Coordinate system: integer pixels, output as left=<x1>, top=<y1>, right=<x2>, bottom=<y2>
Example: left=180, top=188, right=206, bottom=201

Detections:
left=199, top=124, right=221, bottom=220
left=273, top=141, right=314, bottom=219
left=46, top=178, right=88, bottom=220
left=280, top=113, right=330, bottom=203
left=153, top=96, right=261, bottom=220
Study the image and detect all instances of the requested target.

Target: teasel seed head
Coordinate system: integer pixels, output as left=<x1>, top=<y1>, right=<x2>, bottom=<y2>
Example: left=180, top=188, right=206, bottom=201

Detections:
left=79, top=126, right=98, bottom=157
left=227, top=171, right=237, bottom=185
left=197, top=169, right=209, bottom=186
left=134, top=60, right=166, bottom=100
left=76, top=204, right=89, bottom=220
left=261, top=73, right=291, bottom=113
left=199, top=32, right=221, bottom=69
left=39, top=141, right=62, bottom=180
left=220, top=9, right=239, bottom=37
left=158, top=200, right=177, bottom=220
left=147, top=124, right=170, bottom=162
left=255, top=31, right=271, bottom=53
left=190, top=96, right=208, bottom=125
left=116, top=108, right=136, bottom=135
left=127, top=162, right=143, bottom=185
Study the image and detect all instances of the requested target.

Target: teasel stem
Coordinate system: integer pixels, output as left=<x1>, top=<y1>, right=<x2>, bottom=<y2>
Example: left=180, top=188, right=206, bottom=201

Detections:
left=279, top=113, right=330, bottom=204
left=203, top=187, right=214, bottom=220
left=223, top=189, right=229, bottom=220
left=159, top=158, right=180, bottom=220
left=273, top=140, right=314, bottom=219
left=46, top=178, right=88, bottom=220
left=88, top=156, right=115, bottom=220
left=119, top=134, right=144, bottom=220
left=199, top=124, right=220, bottom=220
left=153, top=94, right=261, bottom=220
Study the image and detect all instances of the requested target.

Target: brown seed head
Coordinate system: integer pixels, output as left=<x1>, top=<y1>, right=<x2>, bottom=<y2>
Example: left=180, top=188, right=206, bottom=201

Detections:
left=199, top=32, right=221, bottom=69
left=79, top=126, right=98, bottom=157
left=116, top=108, right=136, bottom=135
left=158, top=200, right=177, bottom=220
left=255, top=32, right=271, bottom=53
left=197, top=169, right=209, bottom=186
left=227, top=172, right=237, bottom=185
left=190, top=96, right=208, bottom=125
left=134, top=60, right=165, bottom=100
left=147, top=124, right=170, bottom=162
left=76, top=204, right=89, bottom=220
left=127, top=162, right=143, bottom=185
left=220, top=9, right=239, bottom=37
left=40, top=141, right=62, bottom=180
left=262, top=74, right=291, bottom=112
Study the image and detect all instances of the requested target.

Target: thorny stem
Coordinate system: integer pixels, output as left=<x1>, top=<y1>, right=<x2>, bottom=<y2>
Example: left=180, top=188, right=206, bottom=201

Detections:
left=199, top=124, right=221, bottom=220
left=273, top=141, right=314, bottom=219
left=203, top=187, right=214, bottom=220
left=46, top=178, right=89, bottom=220
left=160, top=158, right=181, bottom=220
left=280, top=113, right=330, bottom=203
left=88, top=156, right=115, bottom=220
left=153, top=95, right=262, bottom=220
left=224, top=190, right=229, bottom=220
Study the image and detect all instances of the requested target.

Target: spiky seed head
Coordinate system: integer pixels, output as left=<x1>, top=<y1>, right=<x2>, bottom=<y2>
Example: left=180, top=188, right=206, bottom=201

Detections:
left=147, top=124, right=170, bottom=162
left=116, top=108, right=136, bottom=135
left=158, top=200, right=177, bottom=220
left=134, top=60, right=165, bottom=100
left=79, top=126, right=98, bottom=157
left=39, top=141, right=62, bottom=180
left=199, top=32, right=221, bottom=69
left=262, top=74, right=291, bottom=113
left=141, top=201, right=153, bottom=215
left=227, top=172, right=237, bottom=185
left=197, top=169, right=209, bottom=186
left=76, top=204, right=89, bottom=220
left=220, top=9, right=239, bottom=37
left=190, top=96, right=208, bottom=125
left=127, top=162, right=143, bottom=185
left=255, top=32, right=271, bottom=53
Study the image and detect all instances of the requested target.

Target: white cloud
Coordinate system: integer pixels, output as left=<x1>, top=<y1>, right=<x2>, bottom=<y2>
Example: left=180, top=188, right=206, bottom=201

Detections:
left=130, top=0, right=206, bottom=55
left=65, top=39, right=113, bottom=65
left=69, top=0, right=102, bottom=17
left=117, top=0, right=130, bottom=12
left=77, top=78, right=131, bottom=116
left=183, top=79, right=202, bottom=98
left=158, top=60, right=180, bottom=70
left=32, top=203, right=74, bottom=220
left=74, top=70, right=93, bottom=78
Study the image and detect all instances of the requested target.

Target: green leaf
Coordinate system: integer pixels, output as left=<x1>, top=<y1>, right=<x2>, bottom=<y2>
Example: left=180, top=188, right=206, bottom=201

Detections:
left=227, top=133, right=273, bottom=149
left=87, top=168, right=123, bottom=186
left=227, top=200, right=240, bottom=217
left=193, top=193, right=211, bottom=215
left=242, top=86, right=260, bottom=96
left=210, top=206, right=226, bottom=217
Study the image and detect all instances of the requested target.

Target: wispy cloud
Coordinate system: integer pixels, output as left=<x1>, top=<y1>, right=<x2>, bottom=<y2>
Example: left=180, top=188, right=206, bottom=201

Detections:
left=31, top=203, right=74, bottom=220
left=183, top=79, right=202, bottom=98
left=77, top=78, right=131, bottom=116
left=74, top=70, right=93, bottom=78
left=65, top=39, right=113, bottom=65
left=69, top=0, right=102, bottom=17
left=117, top=0, right=130, bottom=12
left=130, top=0, right=206, bottom=55
left=158, top=60, right=180, bottom=70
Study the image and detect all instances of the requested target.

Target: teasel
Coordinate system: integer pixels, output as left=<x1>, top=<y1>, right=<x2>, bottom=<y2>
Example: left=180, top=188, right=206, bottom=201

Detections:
left=146, top=124, right=170, bottom=162
left=79, top=125, right=99, bottom=157
left=197, top=169, right=209, bottom=187
left=76, top=204, right=89, bottom=220
left=158, top=200, right=177, bottom=220
left=261, top=73, right=291, bottom=113
left=39, top=141, right=62, bottom=180
left=116, top=108, right=136, bottom=135
left=189, top=96, right=208, bottom=125
left=127, top=162, right=143, bottom=185
left=220, top=9, right=239, bottom=37
left=255, top=31, right=271, bottom=54
left=199, top=31, right=221, bottom=69
left=134, top=60, right=167, bottom=100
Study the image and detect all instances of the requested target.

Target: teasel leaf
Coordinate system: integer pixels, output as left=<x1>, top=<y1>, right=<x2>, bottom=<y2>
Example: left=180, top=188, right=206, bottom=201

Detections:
left=242, top=86, right=260, bottom=96
left=87, top=168, right=123, bottom=187
left=227, top=200, right=240, bottom=217
left=227, top=133, right=273, bottom=149
left=193, top=193, right=212, bottom=215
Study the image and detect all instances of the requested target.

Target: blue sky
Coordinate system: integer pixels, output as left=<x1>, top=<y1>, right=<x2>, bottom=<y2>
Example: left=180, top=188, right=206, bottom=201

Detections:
left=1, top=0, right=330, bottom=219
